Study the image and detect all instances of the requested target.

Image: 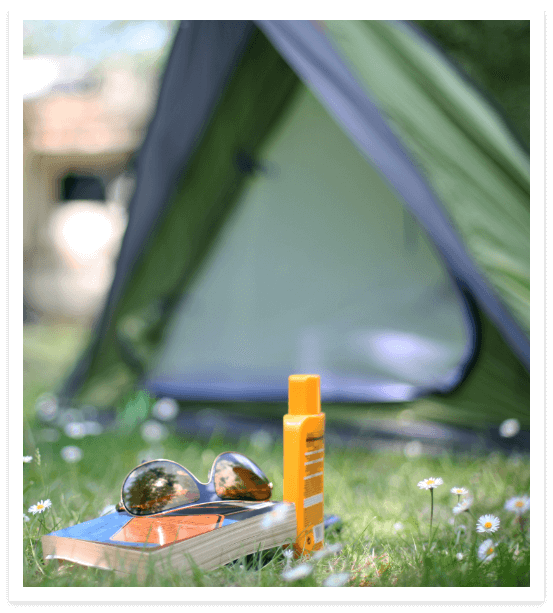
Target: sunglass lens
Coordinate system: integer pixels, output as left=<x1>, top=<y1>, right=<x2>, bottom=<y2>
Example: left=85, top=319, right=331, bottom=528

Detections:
left=212, top=453, right=272, bottom=501
left=122, top=461, right=200, bottom=516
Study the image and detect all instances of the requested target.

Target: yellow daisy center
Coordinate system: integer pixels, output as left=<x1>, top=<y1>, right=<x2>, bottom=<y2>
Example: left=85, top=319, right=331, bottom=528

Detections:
left=487, top=547, right=494, bottom=555
left=484, top=522, right=492, bottom=529
left=515, top=501, right=524, bottom=507
left=37, top=504, right=44, bottom=510
left=427, top=480, right=434, bottom=485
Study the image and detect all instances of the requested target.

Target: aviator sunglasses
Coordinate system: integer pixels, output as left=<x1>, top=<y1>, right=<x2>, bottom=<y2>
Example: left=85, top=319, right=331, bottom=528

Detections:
left=117, top=452, right=273, bottom=516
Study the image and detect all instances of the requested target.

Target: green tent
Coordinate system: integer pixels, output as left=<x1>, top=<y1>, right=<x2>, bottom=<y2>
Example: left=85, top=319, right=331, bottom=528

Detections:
left=61, top=21, right=529, bottom=429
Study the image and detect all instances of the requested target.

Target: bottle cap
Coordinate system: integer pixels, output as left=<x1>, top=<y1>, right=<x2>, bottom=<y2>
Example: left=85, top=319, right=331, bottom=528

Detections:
left=288, top=375, right=321, bottom=415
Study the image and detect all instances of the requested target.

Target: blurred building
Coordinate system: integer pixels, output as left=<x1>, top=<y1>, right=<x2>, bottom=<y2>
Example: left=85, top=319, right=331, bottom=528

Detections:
left=23, top=56, right=156, bottom=323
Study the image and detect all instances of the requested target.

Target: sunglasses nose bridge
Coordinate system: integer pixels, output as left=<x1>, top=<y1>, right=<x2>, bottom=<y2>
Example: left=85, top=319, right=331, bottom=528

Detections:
left=197, top=480, right=221, bottom=504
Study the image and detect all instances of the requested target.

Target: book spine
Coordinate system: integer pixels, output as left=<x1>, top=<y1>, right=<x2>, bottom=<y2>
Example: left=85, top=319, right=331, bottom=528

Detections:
left=283, top=375, right=325, bottom=556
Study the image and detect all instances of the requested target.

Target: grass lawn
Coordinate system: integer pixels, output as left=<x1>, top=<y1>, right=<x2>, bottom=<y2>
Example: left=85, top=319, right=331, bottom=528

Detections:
left=22, top=421, right=530, bottom=587
left=22, top=323, right=530, bottom=588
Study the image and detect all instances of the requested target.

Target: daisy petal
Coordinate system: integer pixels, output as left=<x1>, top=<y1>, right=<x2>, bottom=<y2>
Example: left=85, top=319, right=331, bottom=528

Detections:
left=418, top=477, right=443, bottom=490
left=478, top=539, right=497, bottom=562
left=504, top=495, right=530, bottom=515
left=476, top=514, right=500, bottom=533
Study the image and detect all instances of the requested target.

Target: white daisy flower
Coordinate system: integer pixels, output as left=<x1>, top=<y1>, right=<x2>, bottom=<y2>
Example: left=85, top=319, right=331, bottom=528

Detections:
left=476, top=514, right=500, bottom=534
left=140, top=420, right=168, bottom=443
left=393, top=522, right=404, bottom=532
left=456, top=552, right=464, bottom=561
left=453, top=497, right=473, bottom=515
left=499, top=418, right=520, bottom=438
left=28, top=499, right=52, bottom=515
left=323, top=572, right=351, bottom=587
left=23, top=514, right=30, bottom=522
left=23, top=456, right=33, bottom=463
left=403, top=440, right=423, bottom=458
left=60, top=445, right=83, bottom=463
left=311, top=542, right=343, bottom=561
left=281, top=563, right=313, bottom=582
left=64, top=422, right=87, bottom=439
left=261, top=503, right=291, bottom=529
left=478, top=539, right=497, bottom=562
left=504, top=495, right=530, bottom=515
left=450, top=487, right=469, bottom=496
left=417, top=477, right=443, bottom=490
left=152, top=398, right=179, bottom=421
left=282, top=548, right=294, bottom=569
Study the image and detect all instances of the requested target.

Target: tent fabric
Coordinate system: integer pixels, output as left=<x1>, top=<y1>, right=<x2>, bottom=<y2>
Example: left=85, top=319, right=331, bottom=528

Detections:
left=323, top=21, right=530, bottom=356
left=60, top=21, right=258, bottom=398
left=113, top=21, right=255, bottom=303
left=256, top=20, right=529, bottom=369
left=59, top=20, right=529, bottom=428
left=145, top=84, right=475, bottom=402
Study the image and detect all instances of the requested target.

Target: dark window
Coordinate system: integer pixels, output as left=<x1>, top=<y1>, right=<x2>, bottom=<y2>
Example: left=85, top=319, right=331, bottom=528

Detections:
left=61, top=174, right=105, bottom=202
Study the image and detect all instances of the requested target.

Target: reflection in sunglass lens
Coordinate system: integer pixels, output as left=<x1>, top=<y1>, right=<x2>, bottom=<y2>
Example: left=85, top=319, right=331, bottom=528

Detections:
left=122, top=461, right=200, bottom=516
left=213, top=453, right=272, bottom=501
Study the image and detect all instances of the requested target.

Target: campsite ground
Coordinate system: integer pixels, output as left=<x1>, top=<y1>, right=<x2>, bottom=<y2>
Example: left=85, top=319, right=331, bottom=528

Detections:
left=21, top=322, right=530, bottom=588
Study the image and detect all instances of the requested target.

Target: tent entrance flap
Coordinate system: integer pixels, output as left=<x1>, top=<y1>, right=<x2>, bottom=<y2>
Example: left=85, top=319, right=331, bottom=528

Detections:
left=146, top=87, right=474, bottom=402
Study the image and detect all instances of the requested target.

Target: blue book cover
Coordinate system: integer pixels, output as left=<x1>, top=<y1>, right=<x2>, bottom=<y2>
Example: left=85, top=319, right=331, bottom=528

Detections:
left=41, top=501, right=297, bottom=576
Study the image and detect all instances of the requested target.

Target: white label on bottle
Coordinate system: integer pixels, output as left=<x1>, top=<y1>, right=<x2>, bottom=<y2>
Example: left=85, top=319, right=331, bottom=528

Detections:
left=305, top=448, right=325, bottom=456
left=313, top=522, right=324, bottom=543
left=304, top=493, right=323, bottom=508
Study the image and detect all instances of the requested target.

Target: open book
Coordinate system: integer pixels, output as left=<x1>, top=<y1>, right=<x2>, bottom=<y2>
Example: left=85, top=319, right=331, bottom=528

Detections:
left=42, top=500, right=296, bottom=580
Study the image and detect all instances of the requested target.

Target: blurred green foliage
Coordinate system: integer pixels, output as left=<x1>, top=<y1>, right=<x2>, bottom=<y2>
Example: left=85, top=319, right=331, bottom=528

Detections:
left=415, top=21, right=530, bottom=149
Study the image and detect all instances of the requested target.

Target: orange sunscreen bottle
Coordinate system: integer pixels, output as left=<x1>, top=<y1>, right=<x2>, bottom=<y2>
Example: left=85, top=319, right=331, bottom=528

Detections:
left=283, top=374, right=325, bottom=555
